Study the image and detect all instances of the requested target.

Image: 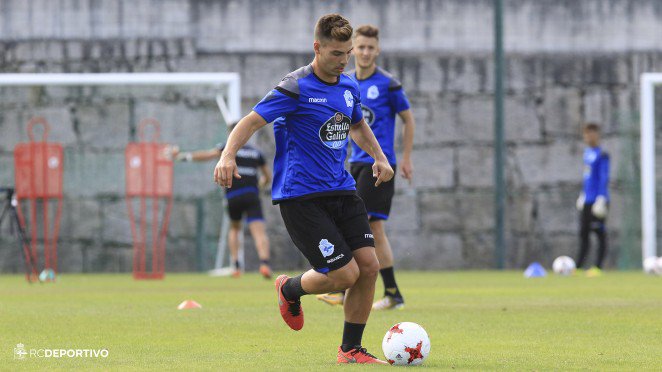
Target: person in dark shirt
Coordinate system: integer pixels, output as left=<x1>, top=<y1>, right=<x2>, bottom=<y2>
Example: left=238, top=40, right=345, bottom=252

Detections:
left=575, top=123, right=610, bottom=277
left=171, top=123, right=272, bottom=279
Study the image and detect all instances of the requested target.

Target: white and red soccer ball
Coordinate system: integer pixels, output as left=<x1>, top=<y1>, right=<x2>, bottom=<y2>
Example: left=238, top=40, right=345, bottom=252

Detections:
left=382, top=322, right=431, bottom=366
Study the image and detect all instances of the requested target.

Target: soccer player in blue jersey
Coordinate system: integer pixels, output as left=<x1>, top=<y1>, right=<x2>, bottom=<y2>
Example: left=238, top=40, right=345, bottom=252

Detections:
left=214, top=14, right=393, bottom=364
left=317, top=24, right=415, bottom=310
left=170, top=123, right=273, bottom=279
left=575, top=123, right=610, bottom=277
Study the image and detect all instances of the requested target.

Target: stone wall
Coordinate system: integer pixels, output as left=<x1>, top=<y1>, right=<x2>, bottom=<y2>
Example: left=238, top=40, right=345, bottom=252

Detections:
left=1, top=0, right=660, bottom=272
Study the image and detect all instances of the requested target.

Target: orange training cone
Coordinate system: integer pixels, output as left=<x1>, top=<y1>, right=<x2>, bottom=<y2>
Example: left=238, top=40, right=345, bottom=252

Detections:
left=177, top=300, right=202, bottom=310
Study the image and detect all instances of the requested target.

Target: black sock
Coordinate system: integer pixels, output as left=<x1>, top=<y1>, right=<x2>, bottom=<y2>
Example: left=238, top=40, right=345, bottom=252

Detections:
left=281, top=274, right=306, bottom=301
left=341, top=322, right=366, bottom=352
left=260, top=259, right=270, bottom=266
left=233, top=260, right=240, bottom=270
left=380, top=267, right=401, bottom=298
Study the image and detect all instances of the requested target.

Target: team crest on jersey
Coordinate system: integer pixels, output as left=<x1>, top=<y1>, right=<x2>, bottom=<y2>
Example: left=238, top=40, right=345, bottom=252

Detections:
left=343, top=90, right=354, bottom=107
left=319, top=239, right=334, bottom=257
left=367, top=85, right=379, bottom=99
left=361, top=104, right=375, bottom=126
left=319, top=112, right=351, bottom=149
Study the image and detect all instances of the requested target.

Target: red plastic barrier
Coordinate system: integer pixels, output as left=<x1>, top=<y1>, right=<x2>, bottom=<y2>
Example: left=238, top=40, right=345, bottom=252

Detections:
left=125, top=119, right=173, bottom=280
left=13, top=117, right=63, bottom=282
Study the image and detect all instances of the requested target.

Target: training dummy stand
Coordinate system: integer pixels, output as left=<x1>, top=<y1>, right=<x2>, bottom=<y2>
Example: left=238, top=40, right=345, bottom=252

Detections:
left=13, top=117, right=63, bottom=282
left=125, top=119, right=173, bottom=279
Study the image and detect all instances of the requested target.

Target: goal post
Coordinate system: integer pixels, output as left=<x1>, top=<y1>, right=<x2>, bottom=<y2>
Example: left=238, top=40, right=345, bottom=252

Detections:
left=0, top=72, right=242, bottom=275
left=640, top=73, right=661, bottom=266
left=0, top=73, right=241, bottom=124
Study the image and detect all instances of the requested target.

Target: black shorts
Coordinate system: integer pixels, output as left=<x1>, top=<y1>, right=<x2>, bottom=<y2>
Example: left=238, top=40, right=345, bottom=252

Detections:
left=279, top=194, right=375, bottom=274
left=227, top=192, right=264, bottom=223
left=580, top=203, right=607, bottom=233
left=350, top=163, right=396, bottom=221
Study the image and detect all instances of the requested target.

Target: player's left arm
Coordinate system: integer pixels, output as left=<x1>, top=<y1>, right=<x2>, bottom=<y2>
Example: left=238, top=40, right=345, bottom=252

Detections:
left=592, top=153, right=610, bottom=218
left=397, top=109, right=416, bottom=185
left=350, top=119, right=394, bottom=186
left=597, top=153, right=610, bottom=198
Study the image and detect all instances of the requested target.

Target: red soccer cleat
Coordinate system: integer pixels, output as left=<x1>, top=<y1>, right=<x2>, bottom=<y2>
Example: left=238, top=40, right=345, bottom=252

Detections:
left=337, top=346, right=388, bottom=364
left=260, top=264, right=273, bottom=279
left=275, top=275, right=304, bottom=331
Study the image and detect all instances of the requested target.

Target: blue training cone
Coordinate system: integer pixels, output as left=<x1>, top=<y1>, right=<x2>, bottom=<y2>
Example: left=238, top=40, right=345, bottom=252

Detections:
left=524, top=262, right=547, bottom=278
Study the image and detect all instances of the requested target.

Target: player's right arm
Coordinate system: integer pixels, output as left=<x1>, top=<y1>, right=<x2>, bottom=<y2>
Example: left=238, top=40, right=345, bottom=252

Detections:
left=171, top=147, right=221, bottom=162
left=215, top=74, right=300, bottom=188
left=214, top=111, right=267, bottom=188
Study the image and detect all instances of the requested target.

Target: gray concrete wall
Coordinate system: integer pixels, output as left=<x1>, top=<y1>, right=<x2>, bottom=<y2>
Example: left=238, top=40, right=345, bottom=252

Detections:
left=0, top=0, right=659, bottom=273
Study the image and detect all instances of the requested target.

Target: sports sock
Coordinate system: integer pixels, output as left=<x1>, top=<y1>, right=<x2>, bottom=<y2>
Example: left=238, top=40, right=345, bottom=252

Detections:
left=341, top=322, right=366, bottom=352
left=260, top=259, right=270, bottom=266
left=233, top=260, right=240, bottom=270
left=281, top=274, right=306, bottom=301
left=380, top=267, right=402, bottom=298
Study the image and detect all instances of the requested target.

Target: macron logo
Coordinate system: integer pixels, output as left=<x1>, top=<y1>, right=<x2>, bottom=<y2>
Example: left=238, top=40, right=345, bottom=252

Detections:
left=309, top=97, right=327, bottom=103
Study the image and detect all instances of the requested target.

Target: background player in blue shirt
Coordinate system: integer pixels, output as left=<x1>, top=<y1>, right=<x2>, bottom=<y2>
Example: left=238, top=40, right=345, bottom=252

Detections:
left=214, top=14, right=393, bottom=364
left=575, top=123, right=610, bottom=276
left=317, top=24, right=416, bottom=311
left=170, top=123, right=273, bottom=279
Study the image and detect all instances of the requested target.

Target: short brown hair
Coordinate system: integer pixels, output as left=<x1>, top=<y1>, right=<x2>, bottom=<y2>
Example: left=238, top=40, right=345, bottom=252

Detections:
left=355, top=24, right=379, bottom=40
left=584, top=122, right=601, bottom=132
left=314, top=14, right=353, bottom=42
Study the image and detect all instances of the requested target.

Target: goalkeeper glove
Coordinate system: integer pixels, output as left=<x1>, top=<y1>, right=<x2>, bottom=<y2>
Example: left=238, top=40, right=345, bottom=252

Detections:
left=576, top=193, right=585, bottom=211
left=591, top=195, right=608, bottom=219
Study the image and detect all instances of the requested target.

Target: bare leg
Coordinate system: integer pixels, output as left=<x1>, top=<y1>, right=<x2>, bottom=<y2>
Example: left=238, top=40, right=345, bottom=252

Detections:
left=248, top=220, right=270, bottom=261
left=228, top=220, right=242, bottom=267
left=370, top=220, right=393, bottom=268
left=343, top=247, right=380, bottom=323
left=300, top=259, right=360, bottom=294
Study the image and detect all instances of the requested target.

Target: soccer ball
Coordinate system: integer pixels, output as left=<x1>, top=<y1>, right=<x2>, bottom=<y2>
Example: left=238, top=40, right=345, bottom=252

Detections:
left=656, top=257, right=662, bottom=275
left=643, top=256, right=658, bottom=275
left=39, top=269, right=56, bottom=282
left=552, top=256, right=576, bottom=276
left=382, top=322, right=431, bottom=366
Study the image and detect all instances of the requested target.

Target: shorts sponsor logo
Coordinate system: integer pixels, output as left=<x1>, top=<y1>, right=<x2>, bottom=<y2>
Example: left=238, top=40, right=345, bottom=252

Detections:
left=319, top=112, right=351, bottom=149
left=309, top=97, right=327, bottom=103
left=319, top=239, right=335, bottom=258
left=361, top=104, right=375, bottom=126
left=367, top=85, right=379, bottom=99
left=344, top=89, right=354, bottom=107
left=327, top=253, right=345, bottom=264
left=365, top=233, right=374, bottom=239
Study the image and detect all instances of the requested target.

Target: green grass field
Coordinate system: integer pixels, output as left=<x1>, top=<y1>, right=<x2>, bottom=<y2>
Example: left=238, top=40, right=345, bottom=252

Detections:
left=2, top=271, right=661, bottom=370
